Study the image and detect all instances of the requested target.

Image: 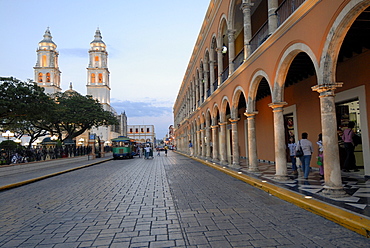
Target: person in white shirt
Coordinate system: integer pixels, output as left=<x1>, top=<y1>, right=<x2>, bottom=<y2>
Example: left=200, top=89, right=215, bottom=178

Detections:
left=287, top=137, right=298, bottom=175
left=296, top=132, right=313, bottom=179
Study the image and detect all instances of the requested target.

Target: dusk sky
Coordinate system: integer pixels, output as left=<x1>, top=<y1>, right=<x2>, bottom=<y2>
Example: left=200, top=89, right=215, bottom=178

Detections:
left=0, top=0, right=210, bottom=139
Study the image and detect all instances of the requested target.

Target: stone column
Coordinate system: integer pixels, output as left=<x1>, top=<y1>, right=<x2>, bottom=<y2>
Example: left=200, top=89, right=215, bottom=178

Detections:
left=198, top=77, right=204, bottom=104
left=244, top=112, right=259, bottom=171
left=211, top=125, right=219, bottom=162
left=217, top=47, right=223, bottom=86
left=196, top=130, right=201, bottom=157
left=269, top=102, right=289, bottom=180
left=312, top=83, right=347, bottom=198
left=267, top=0, right=279, bottom=35
left=203, top=61, right=209, bottom=99
left=195, top=80, right=199, bottom=108
left=219, top=122, right=228, bottom=165
left=229, top=118, right=240, bottom=168
left=241, top=1, right=254, bottom=59
left=228, top=29, right=236, bottom=74
left=201, top=128, right=206, bottom=158
left=209, top=50, right=215, bottom=93
left=205, top=127, right=211, bottom=160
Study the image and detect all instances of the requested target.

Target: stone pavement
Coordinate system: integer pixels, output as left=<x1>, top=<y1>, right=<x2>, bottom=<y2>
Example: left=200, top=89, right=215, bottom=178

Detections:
left=0, top=151, right=369, bottom=247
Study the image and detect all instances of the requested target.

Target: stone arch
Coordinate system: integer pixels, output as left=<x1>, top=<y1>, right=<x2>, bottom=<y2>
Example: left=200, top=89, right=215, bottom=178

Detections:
left=320, top=0, right=370, bottom=84
left=247, top=70, right=271, bottom=112
left=212, top=104, right=220, bottom=125
left=273, top=43, right=319, bottom=103
left=231, top=86, right=247, bottom=118
left=220, top=96, right=231, bottom=122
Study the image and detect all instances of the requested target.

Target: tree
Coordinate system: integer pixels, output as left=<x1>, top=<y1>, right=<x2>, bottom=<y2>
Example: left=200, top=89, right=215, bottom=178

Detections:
left=0, top=77, right=54, bottom=123
left=52, top=90, right=119, bottom=141
left=0, top=77, right=57, bottom=148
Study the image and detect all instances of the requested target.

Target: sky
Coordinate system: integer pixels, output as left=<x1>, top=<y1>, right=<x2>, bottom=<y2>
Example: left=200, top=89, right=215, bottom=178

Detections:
left=0, top=0, right=210, bottom=139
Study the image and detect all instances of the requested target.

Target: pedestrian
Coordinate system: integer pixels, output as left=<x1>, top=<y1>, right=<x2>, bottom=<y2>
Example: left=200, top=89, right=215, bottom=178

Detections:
left=296, top=132, right=313, bottom=179
left=189, top=140, right=193, bottom=156
left=157, top=147, right=160, bottom=156
left=287, top=137, right=298, bottom=175
left=317, top=133, right=324, bottom=179
left=136, top=146, right=141, bottom=158
left=164, top=145, right=168, bottom=156
left=144, top=145, right=151, bottom=159
left=341, top=121, right=359, bottom=172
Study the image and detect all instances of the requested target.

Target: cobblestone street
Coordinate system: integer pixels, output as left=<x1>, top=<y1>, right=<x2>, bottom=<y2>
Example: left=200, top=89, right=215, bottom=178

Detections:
left=0, top=152, right=368, bottom=247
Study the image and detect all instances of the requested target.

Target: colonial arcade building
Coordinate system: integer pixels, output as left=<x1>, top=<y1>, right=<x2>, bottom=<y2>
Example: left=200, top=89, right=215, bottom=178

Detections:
left=173, top=0, right=370, bottom=197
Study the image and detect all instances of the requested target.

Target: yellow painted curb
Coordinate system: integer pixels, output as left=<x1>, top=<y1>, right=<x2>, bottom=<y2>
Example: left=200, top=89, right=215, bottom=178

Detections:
left=177, top=152, right=370, bottom=238
left=0, top=158, right=113, bottom=191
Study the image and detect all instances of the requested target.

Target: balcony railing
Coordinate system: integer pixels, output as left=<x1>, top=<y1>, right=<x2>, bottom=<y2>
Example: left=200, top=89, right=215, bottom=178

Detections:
left=233, top=49, right=244, bottom=70
left=207, top=89, right=211, bottom=98
left=221, top=67, right=229, bottom=84
left=213, top=79, right=218, bottom=92
left=276, top=0, right=306, bottom=26
left=250, top=20, right=269, bottom=54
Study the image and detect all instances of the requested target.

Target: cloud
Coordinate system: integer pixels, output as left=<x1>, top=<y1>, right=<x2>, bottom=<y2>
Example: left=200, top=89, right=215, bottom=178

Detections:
left=111, top=99, right=172, bottom=118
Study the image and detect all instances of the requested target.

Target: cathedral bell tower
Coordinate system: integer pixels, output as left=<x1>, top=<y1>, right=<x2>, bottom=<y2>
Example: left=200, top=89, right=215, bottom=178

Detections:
left=87, top=28, right=110, bottom=110
left=34, top=28, right=61, bottom=94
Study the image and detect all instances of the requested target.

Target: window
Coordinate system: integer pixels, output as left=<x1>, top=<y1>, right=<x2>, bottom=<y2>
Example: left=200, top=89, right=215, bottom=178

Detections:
left=42, top=55, right=47, bottom=67
left=91, top=73, right=95, bottom=83
left=95, top=56, right=99, bottom=61
left=135, top=128, right=138, bottom=133
left=46, top=73, right=50, bottom=82
left=147, top=128, right=150, bottom=133
left=38, top=73, right=43, bottom=82
left=129, top=128, right=133, bottom=133
left=98, top=73, right=103, bottom=83
left=141, top=128, right=144, bottom=133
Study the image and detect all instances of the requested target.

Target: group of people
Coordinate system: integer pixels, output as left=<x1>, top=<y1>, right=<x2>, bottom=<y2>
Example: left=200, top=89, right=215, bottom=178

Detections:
left=288, top=121, right=360, bottom=180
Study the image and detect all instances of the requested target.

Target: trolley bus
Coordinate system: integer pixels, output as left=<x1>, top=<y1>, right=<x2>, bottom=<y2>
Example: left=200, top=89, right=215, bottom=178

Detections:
left=111, top=136, right=135, bottom=159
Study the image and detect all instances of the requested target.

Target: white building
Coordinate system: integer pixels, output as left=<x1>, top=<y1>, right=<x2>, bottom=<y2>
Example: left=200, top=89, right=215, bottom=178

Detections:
left=127, top=125, right=155, bottom=144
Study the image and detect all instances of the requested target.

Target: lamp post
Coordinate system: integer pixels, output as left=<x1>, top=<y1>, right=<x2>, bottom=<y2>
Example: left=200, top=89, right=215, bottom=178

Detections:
left=2, top=130, right=14, bottom=164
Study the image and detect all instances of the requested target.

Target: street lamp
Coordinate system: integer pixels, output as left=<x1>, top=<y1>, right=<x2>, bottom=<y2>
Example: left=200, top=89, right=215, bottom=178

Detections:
left=2, top=130, right=14, bottom=140
left=2, top=131, right=14, bottom=164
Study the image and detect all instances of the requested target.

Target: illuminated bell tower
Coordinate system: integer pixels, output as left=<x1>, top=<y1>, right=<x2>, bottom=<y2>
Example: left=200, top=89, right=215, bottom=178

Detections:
left=87, top=28, right=110, bottom=110
left=34, top=28, right=61, bottom=94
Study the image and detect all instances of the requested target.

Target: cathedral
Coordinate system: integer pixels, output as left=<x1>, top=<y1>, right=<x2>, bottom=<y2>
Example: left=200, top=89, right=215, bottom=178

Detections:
left=34, top=28, right=127, bottom=144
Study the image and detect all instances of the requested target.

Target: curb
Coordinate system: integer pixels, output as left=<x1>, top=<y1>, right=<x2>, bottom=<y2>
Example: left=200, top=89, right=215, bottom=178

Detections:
left=0, top=158, right=113, bottom=191
left=176, top=152, right=370, bottom=238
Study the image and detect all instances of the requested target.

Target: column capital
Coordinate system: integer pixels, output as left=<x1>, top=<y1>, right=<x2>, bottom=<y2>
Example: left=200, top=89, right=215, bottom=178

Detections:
left=244, top=111, right=258, bottom=117
left=241, top=2, right=254, bottom=12
left=311, top=82, right=343, bottom=97
left=227, top=29, right=236, bottom=42
left=268, top=102, right=288, bottom=112
left=211, top=125, right=219, bottom=129
left=229, top=118, right=240, bottom=123
left=218, top=122, right=228, bottom=126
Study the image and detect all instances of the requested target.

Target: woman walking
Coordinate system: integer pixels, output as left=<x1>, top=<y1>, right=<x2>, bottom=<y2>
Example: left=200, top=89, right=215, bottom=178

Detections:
left=296, top=132, right=313, bottom=179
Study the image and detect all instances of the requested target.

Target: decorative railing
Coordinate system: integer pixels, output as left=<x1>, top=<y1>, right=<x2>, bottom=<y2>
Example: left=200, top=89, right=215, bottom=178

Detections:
left=207, top=89, right=211, bottom=98
left=233, top=49, right=244, bottom=70
left=250, top=20, right=269, bottom=53
left=276, top=0, right=306, bottom=26
left=213, top=80, right=218, bottom=91
left=221, top=67, right=229, bottom=83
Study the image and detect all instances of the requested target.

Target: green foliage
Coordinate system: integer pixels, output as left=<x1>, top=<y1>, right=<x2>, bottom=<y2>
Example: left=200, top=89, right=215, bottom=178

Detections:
left=0, top=77, right=119, bottom=143
left=51, top=90, right=119, bottom=140
left=0, top=77, right=54, bottom=123
left=0, top=140, right=19, bottom=150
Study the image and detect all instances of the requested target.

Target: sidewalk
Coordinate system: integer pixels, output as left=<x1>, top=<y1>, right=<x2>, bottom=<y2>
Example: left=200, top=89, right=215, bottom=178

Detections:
left=0, top=153, right=112, bottom=190
left=179, top=152, right=370, bottom=238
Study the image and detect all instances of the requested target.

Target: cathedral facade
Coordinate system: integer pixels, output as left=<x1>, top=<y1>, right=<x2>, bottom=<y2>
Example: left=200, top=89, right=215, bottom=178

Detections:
left=34, top=28, right=126, bottom=144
